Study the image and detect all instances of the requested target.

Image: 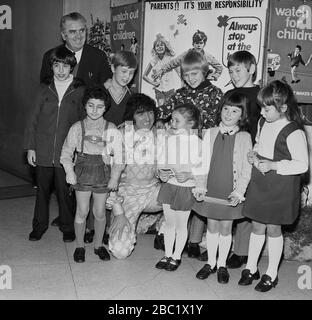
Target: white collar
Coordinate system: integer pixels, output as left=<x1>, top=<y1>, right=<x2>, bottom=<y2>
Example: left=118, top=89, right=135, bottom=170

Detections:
left=66, top=45, right=83, bottom=64
left=219, top=122, right=239, bottom=135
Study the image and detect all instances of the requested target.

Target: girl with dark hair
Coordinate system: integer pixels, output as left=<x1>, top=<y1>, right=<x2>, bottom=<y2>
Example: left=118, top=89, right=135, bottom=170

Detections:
left=60, top=85, right=123, bottom=263
left=239, top=80, right=308, bottom=292
left=193, top=91, right=252, bottom=284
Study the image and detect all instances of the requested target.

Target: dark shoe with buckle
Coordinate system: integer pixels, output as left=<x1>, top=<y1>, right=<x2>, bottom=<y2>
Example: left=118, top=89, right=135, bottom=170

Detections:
left=63, top=231, right=75, bottom=242
left=196, top=264, right=217, bottom=280
left=227, top=254, right=248, bottom=269
left=217, top=267, right=230, bottom=284
left=103, top=232, right=109, bottom=245
left=164, top=258, right=181, bottom=271
left=84, top=229, right=95, bottom=243
left=155, top=256, right=170, bottom=269
left=238, top=268, right=260, bottom=286
left=255, top=274, right=278, bottom=292
left=94, top=246, right=110, bottom=261
left=74, top=247, right=85, bottom=263
left=188, top=242, right=200, bottom=258
left=154, top=234, right=165, bottom=251
left=51, top=217, right=60, bottom=227
left=29, top=230, right=45, bottom=241
left=198, top=250, right=208, bottom=261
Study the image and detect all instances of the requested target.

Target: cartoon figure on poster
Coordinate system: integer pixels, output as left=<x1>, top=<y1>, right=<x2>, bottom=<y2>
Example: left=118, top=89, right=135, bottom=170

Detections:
left=152, top=30, right=223, bottom=85
left=130, top=37, right=139, bottom=56
left=143, top=34, right=181, bottom=106
left=287, top=45, right=312, bottom=83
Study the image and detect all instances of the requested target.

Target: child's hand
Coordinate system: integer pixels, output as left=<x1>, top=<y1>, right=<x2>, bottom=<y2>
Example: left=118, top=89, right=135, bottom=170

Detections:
left=108, top=178, right=119, bottom=191
left=152, top=69, right=163, bottom=81
left=228, top=194, right=240, bottom=207
left=109, top=214, right=131, bottom=240
left=192, top=188, right=206, bottom=202
left=66, top=171, right=77, bottom=185
left=228, top=191, right=244, bottom=207
left=247, top=150, right=258, bottom=165
left=175, top=171, right=192, bottom=183
left=258, top=160, right=277, bottom=174
left=153, top=79, right=161, bottom=87
left=27, top=150, right=36, bottom=167
left=158, top=169, right=171, bottom=182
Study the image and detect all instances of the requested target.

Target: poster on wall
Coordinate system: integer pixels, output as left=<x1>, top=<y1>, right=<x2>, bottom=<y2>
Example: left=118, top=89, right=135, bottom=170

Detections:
left=141, top=0, right=269, bottom=104
left=110, top=2, right=144, bottom=92
left=265, top=0, right=312, bottom=104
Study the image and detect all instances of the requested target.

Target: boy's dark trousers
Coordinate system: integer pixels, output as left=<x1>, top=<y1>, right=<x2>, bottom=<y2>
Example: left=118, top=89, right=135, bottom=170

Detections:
left=32, top=166, right=75, bottom=234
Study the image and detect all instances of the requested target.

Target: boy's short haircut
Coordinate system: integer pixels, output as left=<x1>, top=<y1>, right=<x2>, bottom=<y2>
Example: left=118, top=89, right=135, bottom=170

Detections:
left=60, top=12, right=87, bottom=31
left=50, top=46, right=77, bottom=71
left=296, top=45, right=302, bottom=51
left=111, top=51, right=138, bottom=70
left=123, top=93, right=156, bottom=122
left=192, top=30, right=207, bottom=44
left=181, top=49, right=210, bottom=77
left=82, top=85, right=111, bottom=111
left=227, top=50, right=257, bottom=82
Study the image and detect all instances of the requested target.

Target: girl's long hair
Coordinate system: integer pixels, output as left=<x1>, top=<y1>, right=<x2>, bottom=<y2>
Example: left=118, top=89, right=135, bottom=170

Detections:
left=257, top=80, right=304, bottom=129
left=151, top=33, right=175, bottom=58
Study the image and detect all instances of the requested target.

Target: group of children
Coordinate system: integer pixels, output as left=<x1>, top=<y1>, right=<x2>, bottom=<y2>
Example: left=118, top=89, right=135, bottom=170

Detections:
left=24, top=39, right=308, bottom=294
left=153, top=49, right=308, bottom=293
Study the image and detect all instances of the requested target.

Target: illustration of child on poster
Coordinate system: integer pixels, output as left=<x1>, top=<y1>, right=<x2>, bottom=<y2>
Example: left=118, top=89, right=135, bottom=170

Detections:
left=143, top=33, right=181, bottom=106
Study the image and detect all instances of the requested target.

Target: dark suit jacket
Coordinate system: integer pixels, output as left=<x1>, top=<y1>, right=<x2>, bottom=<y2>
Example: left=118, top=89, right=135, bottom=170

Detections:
left=40, top=43, right=112, bottom=86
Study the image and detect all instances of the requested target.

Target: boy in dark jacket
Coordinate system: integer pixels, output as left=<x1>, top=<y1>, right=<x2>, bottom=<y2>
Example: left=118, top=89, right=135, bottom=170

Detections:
left=24, top=46, right=85, bottom=242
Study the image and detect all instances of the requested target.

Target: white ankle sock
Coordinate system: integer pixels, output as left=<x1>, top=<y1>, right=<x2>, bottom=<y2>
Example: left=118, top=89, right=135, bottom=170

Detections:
left=266, top=235, right=283, bottom=280
left=245, top=233, right=265, bottom=274
left=217, top=234, right=232, bottom=268
left=206, top=230, right=219, bottom=268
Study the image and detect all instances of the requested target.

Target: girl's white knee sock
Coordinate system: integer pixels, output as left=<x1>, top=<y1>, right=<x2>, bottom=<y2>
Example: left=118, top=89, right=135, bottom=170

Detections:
left=245, top=232, right=265, bottom=274
left=206, top=230, right=219, bottom=268
left=217, top=234, right=232, bottom=268
left=266, top=235, right=283, bottom=281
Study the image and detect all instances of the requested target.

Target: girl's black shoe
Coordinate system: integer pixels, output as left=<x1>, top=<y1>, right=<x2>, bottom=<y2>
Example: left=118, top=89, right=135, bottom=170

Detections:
left=164, top=258, right=181, bottom=271
left=217, top=267, right=229, bottom=284
left=74, top=247, right=85, bottom=263
left=238, top=269, right=260, bottom=286
left=94, top=246, right=110, bottom=261
left=255, top=274, right=278, bottom=292
left=155, top=256, right=170, bottom=269
left=196, top=264, right=217, bottom=280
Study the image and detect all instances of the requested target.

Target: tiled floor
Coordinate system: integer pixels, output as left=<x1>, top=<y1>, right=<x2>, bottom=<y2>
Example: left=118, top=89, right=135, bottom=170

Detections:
left=0, top=194, right=311, bottom=300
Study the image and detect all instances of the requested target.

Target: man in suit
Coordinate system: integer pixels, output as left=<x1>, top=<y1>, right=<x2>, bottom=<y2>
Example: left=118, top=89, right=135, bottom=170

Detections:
left=40, top=12, right=111, bottom=86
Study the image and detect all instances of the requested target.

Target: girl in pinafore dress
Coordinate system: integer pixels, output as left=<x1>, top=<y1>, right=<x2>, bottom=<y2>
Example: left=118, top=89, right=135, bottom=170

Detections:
left=60, top=86, right=123, bottom=263
left=193, top=92, right=252, bottom=284
left=155, top=103, right=205, bottom=271
left=239, top=80, right=308, bottom=292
